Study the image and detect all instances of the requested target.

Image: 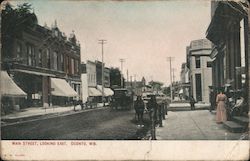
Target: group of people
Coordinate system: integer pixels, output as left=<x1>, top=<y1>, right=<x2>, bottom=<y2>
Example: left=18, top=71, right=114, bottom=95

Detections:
left=134, top=95, right=167, bottom=127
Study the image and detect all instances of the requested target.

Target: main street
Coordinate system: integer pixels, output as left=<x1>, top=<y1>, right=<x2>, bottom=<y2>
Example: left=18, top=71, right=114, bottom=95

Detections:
left=1, top=107, right=150, bottom=140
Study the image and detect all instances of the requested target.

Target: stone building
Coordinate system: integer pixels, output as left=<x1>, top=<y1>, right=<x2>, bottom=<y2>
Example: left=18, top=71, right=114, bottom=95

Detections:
left=187, top=39, right=213, bottom=103
left=206, top=1, right=248, bottom=94
left=179, top=63, right=190, bottom=100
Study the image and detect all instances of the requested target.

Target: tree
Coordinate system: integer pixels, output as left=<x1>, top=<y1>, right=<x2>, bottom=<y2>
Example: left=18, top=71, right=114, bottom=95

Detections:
left=162, top=86, right=170, bottom=96
left=2, top=3, right=37, bottom=61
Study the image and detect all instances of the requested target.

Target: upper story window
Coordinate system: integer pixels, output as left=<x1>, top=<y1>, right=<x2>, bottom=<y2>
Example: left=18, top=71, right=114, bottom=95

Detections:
left=65, top=56, right=69, bottom=74
left=75, top=59, right=79, bottom=74
left=195, top=56, right=201, bottom=68
left=53, top=51, right=58, bottom=70
left=46, top=49, right=51, bottom=69
left=60, top=54, right=64, bottom=71
left=38, top=50, right=42, bottom=67
left=26, top=44, right=35, bottom=66
left=207, top=61, right=212, bottom=68
left=71, top=58, right=75, bottom=74
left=17, top=43, right=22, bottom=58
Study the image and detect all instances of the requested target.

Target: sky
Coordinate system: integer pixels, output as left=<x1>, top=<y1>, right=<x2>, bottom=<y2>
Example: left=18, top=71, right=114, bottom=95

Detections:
left=10, top=0, right=211, bottom=86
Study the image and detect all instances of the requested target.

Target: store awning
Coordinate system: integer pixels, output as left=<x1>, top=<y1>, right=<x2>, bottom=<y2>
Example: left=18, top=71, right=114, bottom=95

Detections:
left=0, top=71, right=27, bottom=97
left=88, top=87, right=102, bottom=97
left=51, top=78, right=78, bottom=97
left=13, top=69, right=55, bottom=77
left=97, top=85, right=114, bottom=96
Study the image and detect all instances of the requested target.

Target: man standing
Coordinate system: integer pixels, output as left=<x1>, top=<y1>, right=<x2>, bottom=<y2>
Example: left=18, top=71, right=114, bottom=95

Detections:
left=134, top=96, right=145, bottom=126
left=209, top=88, right=216, bottom=112
left=190, top=95, right=195, bottom=110
left=148, top=95, right=158, bottom=140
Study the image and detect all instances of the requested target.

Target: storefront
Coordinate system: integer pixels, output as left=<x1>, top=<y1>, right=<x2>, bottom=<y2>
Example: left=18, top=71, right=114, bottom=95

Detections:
left=50, top=78, right=78, bottom=106
left=88, top=87, right=102, bottom=104
left=97, top=85, right=114, bottom=104
left=1, top=71, right=27, bottom=114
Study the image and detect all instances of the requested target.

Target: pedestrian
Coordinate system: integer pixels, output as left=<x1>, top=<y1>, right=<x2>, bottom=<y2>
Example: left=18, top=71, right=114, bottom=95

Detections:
left=148, top=95, right=157, bottom=120
left=134, top=96, right=145, bottom=126
left=215, top=89, right=227, bottom=123
left=189, top=95, right=195, bottom=110
left=209, top=88, right=216, bottom=112
left=147, top=95, right=158, bottom=140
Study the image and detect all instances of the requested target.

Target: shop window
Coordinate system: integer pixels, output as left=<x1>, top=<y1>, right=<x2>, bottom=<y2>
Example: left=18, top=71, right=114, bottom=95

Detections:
left=195, top=56, right=200, bottom=68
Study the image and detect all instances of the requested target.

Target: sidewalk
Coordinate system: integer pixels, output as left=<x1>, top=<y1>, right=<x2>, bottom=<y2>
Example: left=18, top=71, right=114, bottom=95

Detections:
left=156, top=110, right=247, bottom=140
left=168, top=102, right=210, bottom=110
left=1, top=103, right=106, bottom=122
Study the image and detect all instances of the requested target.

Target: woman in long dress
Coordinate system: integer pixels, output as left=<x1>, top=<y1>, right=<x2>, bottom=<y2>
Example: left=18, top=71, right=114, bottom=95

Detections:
left=216, top=90, right=227, bottom=123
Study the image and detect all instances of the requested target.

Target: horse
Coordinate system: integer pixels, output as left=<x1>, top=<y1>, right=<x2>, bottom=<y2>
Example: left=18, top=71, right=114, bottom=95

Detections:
left=134, top=99, right=145, bottom=124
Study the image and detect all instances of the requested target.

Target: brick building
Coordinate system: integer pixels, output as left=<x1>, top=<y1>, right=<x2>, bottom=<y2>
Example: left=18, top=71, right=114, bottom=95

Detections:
left=2, top=5, right=81, bottom=109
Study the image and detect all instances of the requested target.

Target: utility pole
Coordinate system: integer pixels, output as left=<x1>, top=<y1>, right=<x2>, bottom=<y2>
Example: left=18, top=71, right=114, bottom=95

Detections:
left=99, top=39, right=107, bottom=106
left=172, top=68, right=176, bottom=83
left=126, top=69, right=129, bottom=87
left=119, top=58, right=125, bottom=88
left=167, top=57, right=174, bottom=102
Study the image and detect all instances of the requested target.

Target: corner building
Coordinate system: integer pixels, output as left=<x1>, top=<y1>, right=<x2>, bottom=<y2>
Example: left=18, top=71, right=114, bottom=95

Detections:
left=187, top=39, right=213, bottom=103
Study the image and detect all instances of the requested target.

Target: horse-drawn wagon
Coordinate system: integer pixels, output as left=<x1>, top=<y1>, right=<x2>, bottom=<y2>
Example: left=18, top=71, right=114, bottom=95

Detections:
left=110, top=88, right=133, bottom=110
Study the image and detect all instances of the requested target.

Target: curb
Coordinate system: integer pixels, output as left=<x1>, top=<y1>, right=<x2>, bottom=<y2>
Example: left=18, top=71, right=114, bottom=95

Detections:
left=1, top=107, right=109, bottom=127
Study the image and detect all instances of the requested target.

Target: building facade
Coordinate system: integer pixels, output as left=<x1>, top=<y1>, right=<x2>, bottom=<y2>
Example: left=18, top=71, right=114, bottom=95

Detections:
left=179, top=63, right=190, bottom=100
left=187, top=39, right=213, bottom=103
left=86, top=61, right=97, bottom=87
left=206, top=0, right=249, bottom=115
left=104, top=67, right=111, bottom=88
left=82, top=60, right=113, bottom=104
left=2, top=5, right=81, bottom=109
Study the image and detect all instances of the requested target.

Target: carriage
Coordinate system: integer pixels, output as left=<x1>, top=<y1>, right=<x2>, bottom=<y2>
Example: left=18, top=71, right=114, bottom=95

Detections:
left=110, top=88, right=133, bottom=110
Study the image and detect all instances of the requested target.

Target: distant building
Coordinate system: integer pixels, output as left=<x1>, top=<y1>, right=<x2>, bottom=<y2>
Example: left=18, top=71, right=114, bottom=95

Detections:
left=86, top=61, right=97, bottom=87
left=104, top=67, right=111, bottom=88
left=125, top=77, right=146, bottom=96
left=81, top=60, right=113, bottom=104
left=187, top=39, right=212, bottom=103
